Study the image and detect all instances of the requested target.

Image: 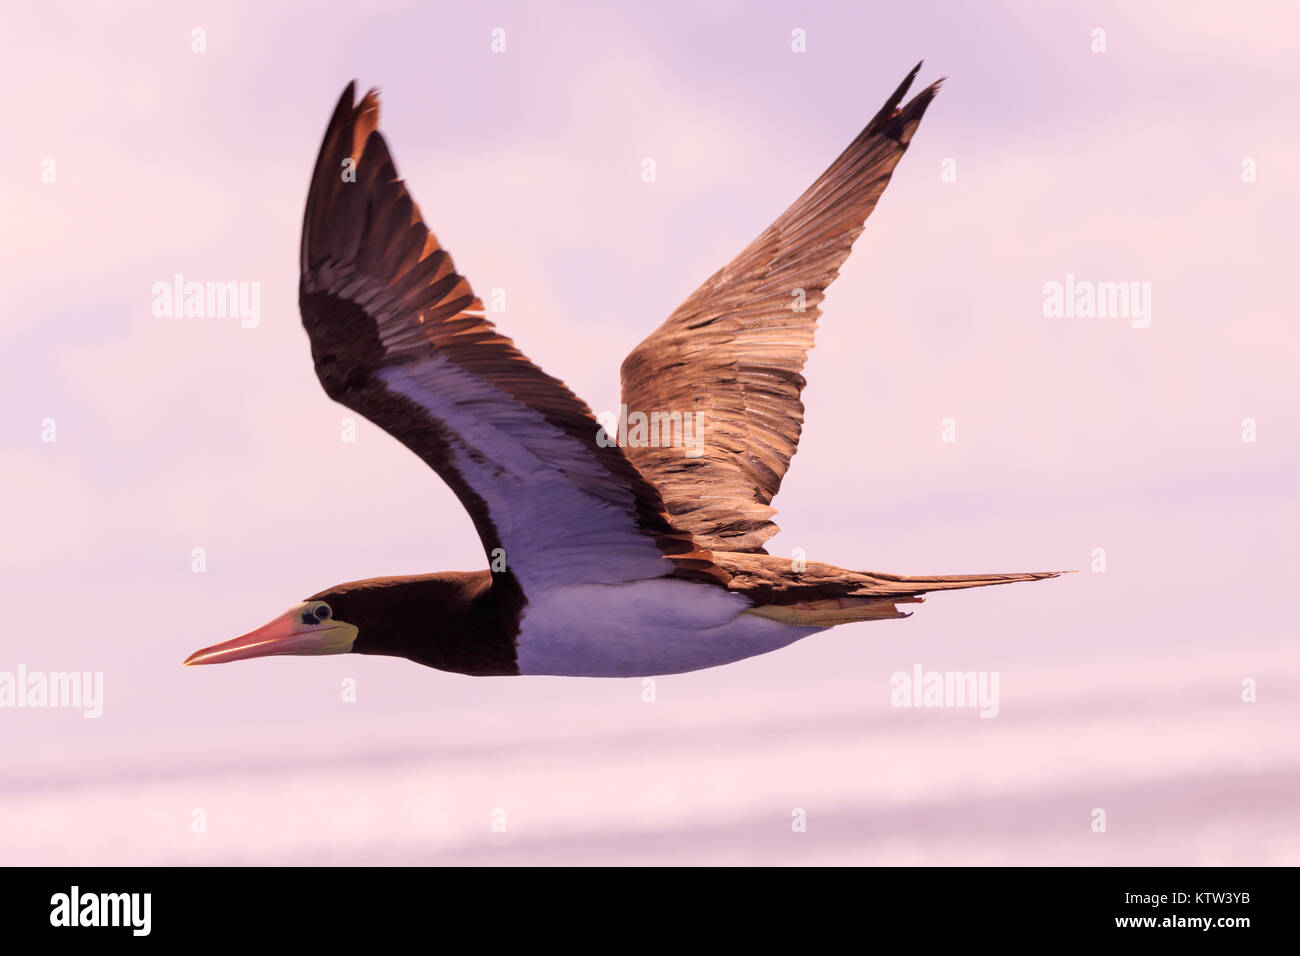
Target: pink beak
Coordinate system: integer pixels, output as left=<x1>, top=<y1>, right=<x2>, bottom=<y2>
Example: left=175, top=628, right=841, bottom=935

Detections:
left=183, top=608, right=334, bottom=666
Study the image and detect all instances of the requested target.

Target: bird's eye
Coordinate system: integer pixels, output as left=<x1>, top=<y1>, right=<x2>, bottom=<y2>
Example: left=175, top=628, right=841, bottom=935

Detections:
left=315, top=604, right=332, bottom=621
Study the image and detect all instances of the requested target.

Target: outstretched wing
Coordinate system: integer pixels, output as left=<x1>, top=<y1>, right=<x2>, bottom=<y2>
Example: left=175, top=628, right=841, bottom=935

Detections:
left=300, top=84, right=719, bottom=596
left=620, top=64, right=940, bottom=553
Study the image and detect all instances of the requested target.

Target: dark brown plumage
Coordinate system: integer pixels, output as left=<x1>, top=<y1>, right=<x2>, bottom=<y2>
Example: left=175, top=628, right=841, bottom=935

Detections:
left=309, top=573, right=519, bottom=676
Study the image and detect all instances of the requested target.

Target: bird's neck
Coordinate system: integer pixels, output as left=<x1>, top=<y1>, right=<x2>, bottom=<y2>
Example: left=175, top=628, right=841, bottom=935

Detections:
left=328, top=571, right=523, bottom=676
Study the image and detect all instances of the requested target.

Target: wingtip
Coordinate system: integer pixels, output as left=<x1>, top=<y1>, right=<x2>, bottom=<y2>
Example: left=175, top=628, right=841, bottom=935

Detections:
left=890, top=62, right=921, bottom=103
left=358, top=86, right=382, bottom=118
left=327, top=81, right=358, bottom=128
left=334, top=80, right=381, bottom=117
left=868, top=61, right=940, bottom=140
left=336, top=80, right=358, bottom=110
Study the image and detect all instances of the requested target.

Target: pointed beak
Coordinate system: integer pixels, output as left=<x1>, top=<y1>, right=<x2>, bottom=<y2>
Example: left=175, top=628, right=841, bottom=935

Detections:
left=183, top=607, right=352, bottom=666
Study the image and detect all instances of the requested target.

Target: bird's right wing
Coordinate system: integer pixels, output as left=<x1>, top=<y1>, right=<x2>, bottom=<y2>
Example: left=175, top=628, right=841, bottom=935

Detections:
left=619, top=64, right=940, bottom=553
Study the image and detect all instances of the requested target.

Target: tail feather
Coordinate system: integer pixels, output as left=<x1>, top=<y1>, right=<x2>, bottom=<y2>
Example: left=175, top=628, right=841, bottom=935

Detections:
left=744, top=571, right=1065, bottom=628
left=716, top=550, right=1067, bottom=626
left=847, top=569, right=1066, bottom=595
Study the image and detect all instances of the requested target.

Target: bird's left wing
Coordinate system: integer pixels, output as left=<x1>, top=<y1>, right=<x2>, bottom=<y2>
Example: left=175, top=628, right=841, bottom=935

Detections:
left=299, top=84, right=720, bottom=595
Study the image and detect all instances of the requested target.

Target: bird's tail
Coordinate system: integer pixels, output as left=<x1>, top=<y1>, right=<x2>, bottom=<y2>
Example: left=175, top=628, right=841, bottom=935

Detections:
left=743, top=568, right=1066, bottom=626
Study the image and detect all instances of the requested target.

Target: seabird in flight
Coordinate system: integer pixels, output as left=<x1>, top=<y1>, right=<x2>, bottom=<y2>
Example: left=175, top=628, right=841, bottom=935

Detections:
left=184, top=64, right=1060, bottom=677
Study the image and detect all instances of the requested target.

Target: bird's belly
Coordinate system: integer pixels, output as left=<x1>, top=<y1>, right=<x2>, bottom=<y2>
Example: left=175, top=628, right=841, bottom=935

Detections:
left=515, top=578, right=824, bottom=677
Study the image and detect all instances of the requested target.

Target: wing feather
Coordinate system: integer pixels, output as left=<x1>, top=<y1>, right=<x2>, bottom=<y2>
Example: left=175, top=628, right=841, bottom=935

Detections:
left=300, top=84, right=722, bottom=596
left=620, top=64, right=941, bottom=552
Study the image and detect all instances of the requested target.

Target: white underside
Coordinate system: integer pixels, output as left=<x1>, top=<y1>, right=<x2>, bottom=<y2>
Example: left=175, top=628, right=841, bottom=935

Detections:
left=516, top=578, right=826, bottom=677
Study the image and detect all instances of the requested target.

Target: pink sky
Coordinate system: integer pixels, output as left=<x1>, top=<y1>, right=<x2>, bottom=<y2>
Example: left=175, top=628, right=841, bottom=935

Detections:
left=2, top=1, right=1297, bottom=864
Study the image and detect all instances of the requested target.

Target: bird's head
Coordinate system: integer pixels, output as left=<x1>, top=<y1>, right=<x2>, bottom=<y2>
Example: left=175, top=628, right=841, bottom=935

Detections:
left=180, top=573, right=515, bottom=675
left=182, top=598, right=359, bottom=666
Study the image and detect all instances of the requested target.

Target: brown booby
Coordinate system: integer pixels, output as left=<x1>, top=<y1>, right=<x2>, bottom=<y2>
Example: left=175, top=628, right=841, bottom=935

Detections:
left=184, top=65, right=1060, bottom=677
